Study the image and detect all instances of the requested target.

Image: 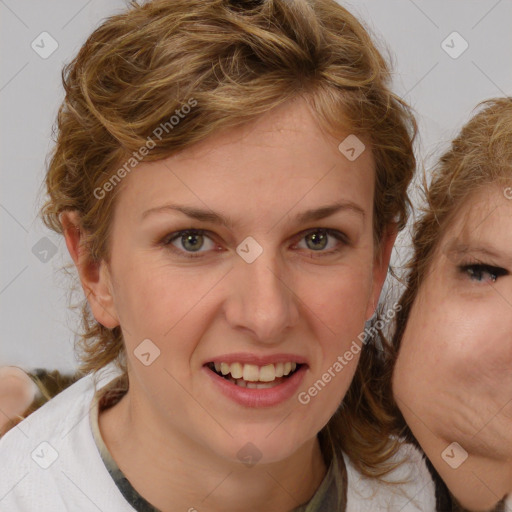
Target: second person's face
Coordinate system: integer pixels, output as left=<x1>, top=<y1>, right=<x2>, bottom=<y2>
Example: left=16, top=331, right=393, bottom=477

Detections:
left=393, top=185, right=512, bottom=511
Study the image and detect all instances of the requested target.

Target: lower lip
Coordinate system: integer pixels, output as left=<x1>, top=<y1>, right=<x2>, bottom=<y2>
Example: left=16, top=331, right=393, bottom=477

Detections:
left=203, top=365, right=307, bottom=408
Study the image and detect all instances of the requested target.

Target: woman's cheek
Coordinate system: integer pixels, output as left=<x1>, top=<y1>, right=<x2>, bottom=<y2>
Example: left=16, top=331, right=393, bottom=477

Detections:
left=119, top=264, right=199, bottom=330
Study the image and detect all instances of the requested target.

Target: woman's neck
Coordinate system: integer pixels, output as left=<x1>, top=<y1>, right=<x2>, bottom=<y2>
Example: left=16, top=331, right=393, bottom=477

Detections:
left=98, top=388, right=328, bottom=512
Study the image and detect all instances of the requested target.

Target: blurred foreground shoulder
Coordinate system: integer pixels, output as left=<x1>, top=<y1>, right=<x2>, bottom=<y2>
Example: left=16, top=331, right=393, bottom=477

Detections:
left=0, top=362, right=132, bottom=512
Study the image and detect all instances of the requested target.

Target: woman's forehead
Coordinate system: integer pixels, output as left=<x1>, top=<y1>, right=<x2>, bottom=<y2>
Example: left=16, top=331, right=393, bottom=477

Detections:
left=113, top=106, right=375, bottom=223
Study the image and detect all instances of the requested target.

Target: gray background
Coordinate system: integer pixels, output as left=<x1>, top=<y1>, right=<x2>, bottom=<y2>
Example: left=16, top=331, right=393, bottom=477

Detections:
left=1, top=0, right=511, bottom=372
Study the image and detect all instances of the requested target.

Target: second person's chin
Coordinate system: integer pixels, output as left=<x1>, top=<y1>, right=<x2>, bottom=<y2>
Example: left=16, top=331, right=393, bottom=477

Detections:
left=432, top=445, right=512, bottom=512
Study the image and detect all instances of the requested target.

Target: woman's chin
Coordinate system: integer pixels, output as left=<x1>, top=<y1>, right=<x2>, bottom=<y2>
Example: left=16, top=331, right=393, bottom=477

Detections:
left=204, top=431, right=315, bottom=468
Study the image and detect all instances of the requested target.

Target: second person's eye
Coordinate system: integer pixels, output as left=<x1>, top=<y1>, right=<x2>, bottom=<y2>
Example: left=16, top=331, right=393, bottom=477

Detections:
left=459, top=263, right=508, bottom=283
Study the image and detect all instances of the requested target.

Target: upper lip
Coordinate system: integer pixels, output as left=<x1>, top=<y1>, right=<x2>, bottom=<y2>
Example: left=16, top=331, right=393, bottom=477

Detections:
left=204, top=353, right=308, bottom=366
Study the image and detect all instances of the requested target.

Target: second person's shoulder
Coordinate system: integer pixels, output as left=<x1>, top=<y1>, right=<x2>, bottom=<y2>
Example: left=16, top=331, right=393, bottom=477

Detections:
left=343, top=441, right=437, bottom=511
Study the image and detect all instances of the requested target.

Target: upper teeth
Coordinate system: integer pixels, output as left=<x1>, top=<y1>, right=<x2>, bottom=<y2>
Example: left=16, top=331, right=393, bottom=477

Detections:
left=214, top=362, right=297, bottom=382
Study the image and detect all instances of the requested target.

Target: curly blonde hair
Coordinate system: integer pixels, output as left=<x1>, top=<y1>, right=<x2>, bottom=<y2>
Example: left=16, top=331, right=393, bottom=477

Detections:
left=39, top=0, right=417, bottom=477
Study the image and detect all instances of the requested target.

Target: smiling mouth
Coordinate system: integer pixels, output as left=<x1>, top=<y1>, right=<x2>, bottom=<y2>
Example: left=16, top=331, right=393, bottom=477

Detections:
left=206, top=361, right=303, bottom=389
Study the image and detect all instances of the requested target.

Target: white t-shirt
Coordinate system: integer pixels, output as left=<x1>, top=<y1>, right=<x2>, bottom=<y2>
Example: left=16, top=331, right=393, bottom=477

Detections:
left=0, top=362, right=436, bottom=511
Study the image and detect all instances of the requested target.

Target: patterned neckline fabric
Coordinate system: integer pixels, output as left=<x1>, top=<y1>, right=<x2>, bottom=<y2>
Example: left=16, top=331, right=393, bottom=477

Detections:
left=90, top=376, right=347, bottom=511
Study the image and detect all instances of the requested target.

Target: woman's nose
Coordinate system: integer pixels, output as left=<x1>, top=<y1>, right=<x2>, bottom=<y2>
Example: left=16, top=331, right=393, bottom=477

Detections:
left=223, top=248, right=300, bottom=344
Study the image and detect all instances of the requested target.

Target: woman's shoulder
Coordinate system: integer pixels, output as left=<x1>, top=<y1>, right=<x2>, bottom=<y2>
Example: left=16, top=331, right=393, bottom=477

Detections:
left=343, top=441, right=437, bottom=511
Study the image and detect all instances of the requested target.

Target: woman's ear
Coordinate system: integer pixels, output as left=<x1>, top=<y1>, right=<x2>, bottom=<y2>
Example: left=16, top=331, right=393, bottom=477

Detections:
left=59, top=211, right=119, bottom=329
left=366, top=225, right=398, bottom=320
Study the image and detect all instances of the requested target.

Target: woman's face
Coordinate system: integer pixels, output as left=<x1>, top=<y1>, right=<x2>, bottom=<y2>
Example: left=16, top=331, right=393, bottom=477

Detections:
left=85, top=98, right=393, bottom=465
left=393, top=185, right=512, bottom=510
